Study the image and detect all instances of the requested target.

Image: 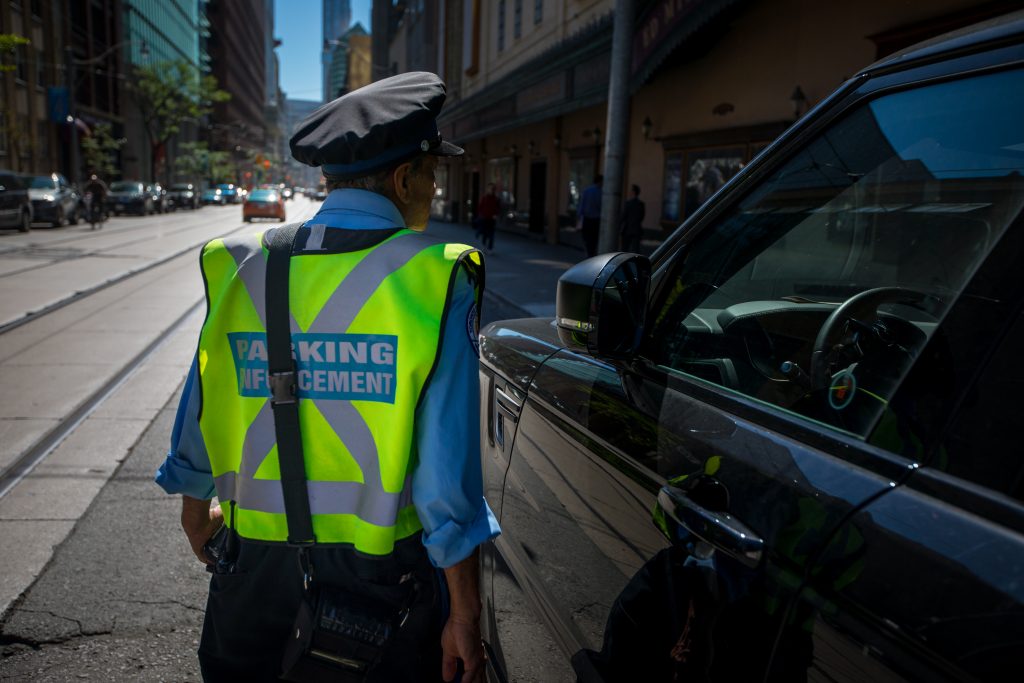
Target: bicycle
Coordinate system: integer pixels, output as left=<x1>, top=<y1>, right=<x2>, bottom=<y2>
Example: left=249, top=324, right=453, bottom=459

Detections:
left=85, top=193, right=106, bottom=230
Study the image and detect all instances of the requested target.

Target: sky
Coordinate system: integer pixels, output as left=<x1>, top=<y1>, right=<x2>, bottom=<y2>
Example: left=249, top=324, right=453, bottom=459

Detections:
left=275, top=0, right=372, bottom=103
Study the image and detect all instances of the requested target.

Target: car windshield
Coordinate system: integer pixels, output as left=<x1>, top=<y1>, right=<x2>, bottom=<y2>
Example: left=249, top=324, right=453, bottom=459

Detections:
left=204, top=188, right=221, bottom=194
left=171, top=184, right=191, bottom=190
left=217, top=184, right=235, bottom=191
left=29, top=176, right=57, bottom=189
left=663, top=67, right=1024, bottom=319
left=249, top=190, right=278, bottom=201
left=111, top=182, right=143, bottom=192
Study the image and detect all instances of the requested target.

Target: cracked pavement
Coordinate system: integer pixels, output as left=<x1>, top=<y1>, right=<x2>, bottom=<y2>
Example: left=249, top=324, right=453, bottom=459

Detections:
left=0, top=394, right=209, bottom=681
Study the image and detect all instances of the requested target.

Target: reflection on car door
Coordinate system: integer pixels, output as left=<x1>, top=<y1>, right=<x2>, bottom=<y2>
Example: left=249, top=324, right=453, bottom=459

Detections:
left=498, top=344, right=916, bottom=681
left=783, top=238, right=1024, bottom=682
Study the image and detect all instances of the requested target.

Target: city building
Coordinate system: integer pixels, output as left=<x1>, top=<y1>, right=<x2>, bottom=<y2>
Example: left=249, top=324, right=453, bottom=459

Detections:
left=1, top=0, right=125, bottom=181
left=322, top=0, right=351, bottom=100
left=120, top=0, right=203, bottom=181
left=417, top=0, right=1017, bottom=246
left=325, top=23, right=370, bottom=99
left=283, top=97, right=323, bottom=188
left=206, top=0, right=270, bottom=179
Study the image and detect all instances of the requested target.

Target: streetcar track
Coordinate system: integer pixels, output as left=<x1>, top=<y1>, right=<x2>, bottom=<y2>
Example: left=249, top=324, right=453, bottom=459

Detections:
left=11, top=205, right=240, bottom=250
left=0, top=202, right=315, bottom=336
left=0, top=208, right=244, bottom=281
left=0, top=202, right=319, bottom=500
left=0, top=298, right=204, bottom=501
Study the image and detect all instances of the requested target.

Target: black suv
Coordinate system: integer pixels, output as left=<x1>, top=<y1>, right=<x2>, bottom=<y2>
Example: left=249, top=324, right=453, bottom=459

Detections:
left=0, top=171, right=32, bottom=232
left=479, top=14, right=1024, bottom=683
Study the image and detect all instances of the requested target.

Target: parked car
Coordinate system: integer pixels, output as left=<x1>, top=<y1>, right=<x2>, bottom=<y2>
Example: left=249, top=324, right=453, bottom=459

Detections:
left=146, top=183, right=172, bottom=213
left=479, top=14, right=1024, bottom=683
left=201, top=187, right=226, bottom=205
left=0, top=171, right=32, bottom=232
left=168, top=182, right=200, bottom=210
left=26, top=173, right=80, bottom=227
left=108, top=181, right=154, bottom=216
left=216, top=183, right=240, bottom=204
left=242, top=188, right=286, bottom=222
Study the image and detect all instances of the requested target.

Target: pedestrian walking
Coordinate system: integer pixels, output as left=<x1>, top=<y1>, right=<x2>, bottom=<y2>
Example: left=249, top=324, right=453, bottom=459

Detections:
left=155, top=72, right=500, bottom=683
left=476, top=183, right=499, bottom=252
left=578, top=174, right=603, bottom=257
left=619, top=184, right=645, bottom=253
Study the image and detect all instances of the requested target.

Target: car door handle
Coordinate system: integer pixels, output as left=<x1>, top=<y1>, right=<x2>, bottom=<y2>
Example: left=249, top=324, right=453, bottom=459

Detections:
left=657, top=485, right=764, bottom=568
left=494, top=385, right=522, bottom=423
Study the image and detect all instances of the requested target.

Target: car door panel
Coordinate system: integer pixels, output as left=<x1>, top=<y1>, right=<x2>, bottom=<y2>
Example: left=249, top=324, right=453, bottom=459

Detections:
left=787, top=470, right=1024, bottom=682
left=494, top=345, right=907, bottom=681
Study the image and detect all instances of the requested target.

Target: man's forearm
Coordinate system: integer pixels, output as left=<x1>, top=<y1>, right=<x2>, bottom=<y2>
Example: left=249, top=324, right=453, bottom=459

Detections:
left=181, top=495, right=222, bottom=564
left=443, top=549, right=482, bottom=620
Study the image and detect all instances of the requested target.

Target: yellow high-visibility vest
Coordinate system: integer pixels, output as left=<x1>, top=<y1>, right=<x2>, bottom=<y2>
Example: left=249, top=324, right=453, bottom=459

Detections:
left=197, top=226, right=481, bottom=555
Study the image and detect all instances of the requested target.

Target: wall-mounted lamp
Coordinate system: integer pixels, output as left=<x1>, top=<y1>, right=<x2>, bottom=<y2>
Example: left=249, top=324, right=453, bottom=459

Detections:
left=790, top=85, right=807, bottom=119
left=553, top=135, right=561, bottom=148
left=642, top=116, right=653, bottom=140
left=509, top=143, right=518, bottom=156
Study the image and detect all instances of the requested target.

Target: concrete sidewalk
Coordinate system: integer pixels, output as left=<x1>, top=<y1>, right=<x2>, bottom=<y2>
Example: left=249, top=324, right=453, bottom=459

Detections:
left=428, top=219, right=586, bottom=320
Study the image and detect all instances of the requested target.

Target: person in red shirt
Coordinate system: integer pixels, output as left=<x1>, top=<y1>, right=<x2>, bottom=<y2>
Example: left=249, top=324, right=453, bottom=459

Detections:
left=476, top=183, right=499, bottom=252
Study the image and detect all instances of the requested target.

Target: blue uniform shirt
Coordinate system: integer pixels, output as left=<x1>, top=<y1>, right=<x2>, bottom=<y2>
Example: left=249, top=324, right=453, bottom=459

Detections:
left=155, top=188, right=500, bottom=568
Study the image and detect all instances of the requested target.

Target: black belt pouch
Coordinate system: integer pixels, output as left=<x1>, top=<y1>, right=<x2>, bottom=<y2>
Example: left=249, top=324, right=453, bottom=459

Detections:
left=280, top=580, right=416, bottom=682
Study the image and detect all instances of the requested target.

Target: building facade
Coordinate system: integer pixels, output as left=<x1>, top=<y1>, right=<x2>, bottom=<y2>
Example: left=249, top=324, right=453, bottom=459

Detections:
left=325, top=22, right=369, bottom=99
left=1, top=0, right=126, bottom=180
left=283, top=97, right=323, bottom=188
left=322, top=0, right=351, bottom=99
left=206, top=0, right=269, bottom=176
left=416, top=0, right=1018, bottom=246
left=120, top=0, right=203, bottom=181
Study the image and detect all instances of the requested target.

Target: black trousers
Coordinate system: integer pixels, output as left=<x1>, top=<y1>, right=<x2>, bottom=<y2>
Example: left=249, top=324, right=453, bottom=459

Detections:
left=198, top=540, right=444, bottom=682
left=581, top=217, right=601, bottom=257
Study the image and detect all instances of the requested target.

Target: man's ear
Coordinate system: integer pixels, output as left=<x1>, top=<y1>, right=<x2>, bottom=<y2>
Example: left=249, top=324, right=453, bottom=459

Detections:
left=391, top=162, right=413, bottom=205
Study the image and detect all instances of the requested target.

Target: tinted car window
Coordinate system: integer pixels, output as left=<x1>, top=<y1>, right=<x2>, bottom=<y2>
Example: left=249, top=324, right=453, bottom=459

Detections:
left=648, top=67, right=1024, bottom=438
left=111, top=182, right=143, bottom=193
left=927, top=306, right=1024, bottom=501
left=29, top=176, right=57, bottom=189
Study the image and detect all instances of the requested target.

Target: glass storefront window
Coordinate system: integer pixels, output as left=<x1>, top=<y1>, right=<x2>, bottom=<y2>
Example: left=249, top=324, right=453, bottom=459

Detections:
left=568, top=157, right=594, bottom=220
left=662, top=153, right=683, bottom=222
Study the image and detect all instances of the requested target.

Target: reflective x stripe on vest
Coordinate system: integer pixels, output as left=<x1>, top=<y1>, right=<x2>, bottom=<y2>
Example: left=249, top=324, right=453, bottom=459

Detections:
left=197, top=227, right=479, bottom=553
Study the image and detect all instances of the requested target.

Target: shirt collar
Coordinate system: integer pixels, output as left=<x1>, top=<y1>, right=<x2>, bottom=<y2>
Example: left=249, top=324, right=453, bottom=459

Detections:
left=303, top=188, right=407, bottom=230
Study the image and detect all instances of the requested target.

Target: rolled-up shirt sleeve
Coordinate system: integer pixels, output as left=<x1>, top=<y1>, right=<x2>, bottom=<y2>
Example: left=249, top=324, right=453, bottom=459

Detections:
left=413, top=265, right=501, bottom=568
left=155, top=356, right=217, bottom=500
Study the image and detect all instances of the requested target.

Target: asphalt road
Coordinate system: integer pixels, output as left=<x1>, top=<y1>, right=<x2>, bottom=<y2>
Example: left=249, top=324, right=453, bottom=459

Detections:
left=0, top=196, right=574, bottom=680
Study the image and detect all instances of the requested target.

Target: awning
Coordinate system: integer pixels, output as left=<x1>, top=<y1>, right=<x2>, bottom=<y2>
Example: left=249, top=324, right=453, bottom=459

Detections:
left=631, top=0, right=746, bottom=90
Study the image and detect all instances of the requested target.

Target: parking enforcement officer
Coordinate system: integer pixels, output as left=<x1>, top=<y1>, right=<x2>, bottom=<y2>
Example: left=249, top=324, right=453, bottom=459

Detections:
left=155, top=72, right=500, bottom=682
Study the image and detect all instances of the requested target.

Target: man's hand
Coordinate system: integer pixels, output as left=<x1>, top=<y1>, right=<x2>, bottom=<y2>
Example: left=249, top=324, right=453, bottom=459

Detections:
left=441, top=550, right=485, bottom=682
left=181, top=495, right=223, bottom=565
left=442, top=614, right=484, bottom=683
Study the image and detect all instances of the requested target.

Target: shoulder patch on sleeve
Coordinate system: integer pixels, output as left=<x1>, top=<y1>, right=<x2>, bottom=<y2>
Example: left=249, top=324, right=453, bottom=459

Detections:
left=467, top=302, right=480, bottom=357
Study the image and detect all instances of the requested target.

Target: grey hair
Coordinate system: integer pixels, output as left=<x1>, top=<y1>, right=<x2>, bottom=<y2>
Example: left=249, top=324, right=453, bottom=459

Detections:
left=323, top=154, right=427, bottom=194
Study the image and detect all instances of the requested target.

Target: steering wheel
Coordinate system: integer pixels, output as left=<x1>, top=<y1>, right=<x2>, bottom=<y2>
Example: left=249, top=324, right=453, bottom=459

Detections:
left=808, top=287, right=932, bottom=391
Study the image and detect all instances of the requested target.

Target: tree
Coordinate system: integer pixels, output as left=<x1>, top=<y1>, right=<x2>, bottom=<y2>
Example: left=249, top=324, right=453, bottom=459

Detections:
left=175, top=141, right=233, bottom=184
left=129, top=59, right=230, bottom=183
left=81, top=123, right=125, bottom=178
left=1, top=34, right=30, bottom=169
left=0, top=33, right=30, bottom=72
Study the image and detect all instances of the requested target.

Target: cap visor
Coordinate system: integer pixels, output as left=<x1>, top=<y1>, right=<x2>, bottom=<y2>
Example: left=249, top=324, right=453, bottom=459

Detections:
left=430, top=140, right=464, bottom=157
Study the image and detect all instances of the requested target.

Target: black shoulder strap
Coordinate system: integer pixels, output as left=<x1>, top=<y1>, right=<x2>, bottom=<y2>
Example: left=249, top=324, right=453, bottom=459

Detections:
left=264, top=223, right=316, bottom=546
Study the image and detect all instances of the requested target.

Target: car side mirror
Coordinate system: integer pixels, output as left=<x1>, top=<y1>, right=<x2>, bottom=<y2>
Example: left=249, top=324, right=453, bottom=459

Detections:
left=556, top=252, right=651, bottom=358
